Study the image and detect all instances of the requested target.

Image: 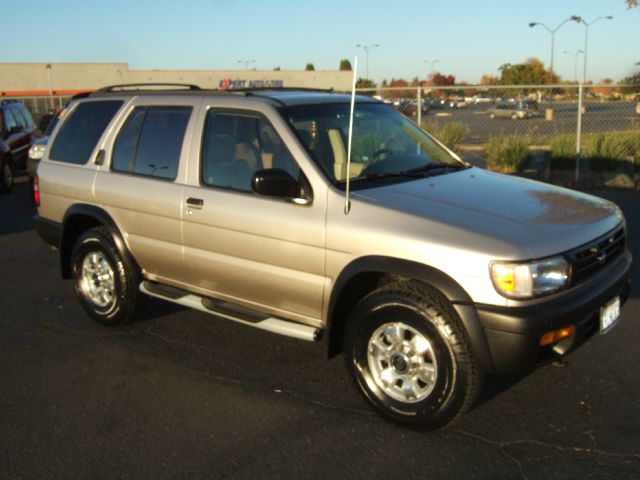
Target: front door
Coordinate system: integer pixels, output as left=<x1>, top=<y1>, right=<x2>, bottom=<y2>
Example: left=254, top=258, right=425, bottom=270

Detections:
left=182, top=108, right=326, bottom=325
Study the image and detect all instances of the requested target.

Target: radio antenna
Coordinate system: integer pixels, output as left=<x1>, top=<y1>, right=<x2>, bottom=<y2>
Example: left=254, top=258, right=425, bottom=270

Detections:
left=344, top=55, right=358, bottom=215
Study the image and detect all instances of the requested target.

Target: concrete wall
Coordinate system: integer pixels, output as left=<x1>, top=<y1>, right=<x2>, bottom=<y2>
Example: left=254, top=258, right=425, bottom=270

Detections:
left=0, top=62, right=353, bottom=95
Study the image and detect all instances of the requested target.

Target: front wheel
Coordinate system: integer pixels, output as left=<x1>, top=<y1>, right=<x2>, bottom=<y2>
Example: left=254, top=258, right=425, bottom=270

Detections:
left=344, top=282, right=482, bottom=429
left=71, top=227, right=144, bottom=326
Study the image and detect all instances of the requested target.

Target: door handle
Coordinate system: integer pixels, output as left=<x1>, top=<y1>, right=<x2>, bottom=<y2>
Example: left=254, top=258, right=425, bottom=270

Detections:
left=186, top=197, right=204, bottom=209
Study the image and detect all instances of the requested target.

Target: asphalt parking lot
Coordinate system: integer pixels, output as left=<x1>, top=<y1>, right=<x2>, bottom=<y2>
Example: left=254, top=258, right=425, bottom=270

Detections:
left=1, top=180, right=639, bottom=480
left=418, top=101, right=640, bottom=145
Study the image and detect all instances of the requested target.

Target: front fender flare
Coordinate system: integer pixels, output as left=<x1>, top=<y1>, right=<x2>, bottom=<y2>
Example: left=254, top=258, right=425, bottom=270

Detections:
left=326, top=256, right=496, bottom=373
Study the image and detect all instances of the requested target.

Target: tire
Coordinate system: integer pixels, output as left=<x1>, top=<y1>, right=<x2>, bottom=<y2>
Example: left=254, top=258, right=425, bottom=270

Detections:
left=0, top=158, right=13, bottom=193
left=344, top=281, right=483, bottom=429
left=71, top=227, right=144, bottom=326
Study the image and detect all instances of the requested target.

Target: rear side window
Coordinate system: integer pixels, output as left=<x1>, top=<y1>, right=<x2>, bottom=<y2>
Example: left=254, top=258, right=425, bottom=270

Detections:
left=3, top=108, right=18, bottom=132
left=112, top=106, right=191, bottom=181
left=17, top=104, right=36, bottom=130
left=49, top=101, right=123, bottom=165
left=10, top=105, right=28, bottom=128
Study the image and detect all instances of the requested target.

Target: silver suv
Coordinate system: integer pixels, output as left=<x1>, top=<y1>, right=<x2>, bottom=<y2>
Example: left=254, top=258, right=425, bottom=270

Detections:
left=34, top=84, right=632, bottom=429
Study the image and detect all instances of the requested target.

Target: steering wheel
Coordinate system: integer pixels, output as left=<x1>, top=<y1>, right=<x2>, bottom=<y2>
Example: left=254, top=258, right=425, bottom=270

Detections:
left=372, top=148, right=394, bottom=161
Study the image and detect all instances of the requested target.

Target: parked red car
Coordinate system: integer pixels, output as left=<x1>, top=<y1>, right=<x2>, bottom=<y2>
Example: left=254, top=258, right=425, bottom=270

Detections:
left=1, top=100, right=38, bottom=192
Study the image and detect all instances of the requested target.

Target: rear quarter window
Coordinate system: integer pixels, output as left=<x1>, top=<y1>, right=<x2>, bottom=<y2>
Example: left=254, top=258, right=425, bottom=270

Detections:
left=49, top=100, right=123, bottom=165
left=111, top=106, right=191, bottom=181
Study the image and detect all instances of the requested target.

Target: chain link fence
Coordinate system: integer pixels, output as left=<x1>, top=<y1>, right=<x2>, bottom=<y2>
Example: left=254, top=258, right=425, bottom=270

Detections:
left=6, top=95, right=71, bottom=130
left=359, top=84, right=640, bottom=188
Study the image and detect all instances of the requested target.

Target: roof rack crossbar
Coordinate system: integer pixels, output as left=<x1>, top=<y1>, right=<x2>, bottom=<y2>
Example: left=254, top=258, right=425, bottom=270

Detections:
left=95, top=83, right=202, bottom=93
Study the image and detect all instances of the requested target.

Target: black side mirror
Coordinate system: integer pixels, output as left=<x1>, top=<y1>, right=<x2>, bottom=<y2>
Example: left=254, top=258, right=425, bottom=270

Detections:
left=251, top=168, right=298, bottom=198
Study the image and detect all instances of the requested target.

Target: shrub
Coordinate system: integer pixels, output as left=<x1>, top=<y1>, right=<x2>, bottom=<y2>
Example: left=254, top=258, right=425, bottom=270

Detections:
left=549, top=131, right=640, bottom=173
left=485, top=136, right=530, bottom=173
left=549, top=134, right=576, bottom=169
left=440, top=123, right=468, bottom=151
left=421, top=121, right=467, bottom=152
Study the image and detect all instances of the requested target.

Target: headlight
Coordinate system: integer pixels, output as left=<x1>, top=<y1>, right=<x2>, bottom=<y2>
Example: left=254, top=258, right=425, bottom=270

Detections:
left=29, top=143, right=47, bottom=160
left=490, top=256, right=569, bottom=299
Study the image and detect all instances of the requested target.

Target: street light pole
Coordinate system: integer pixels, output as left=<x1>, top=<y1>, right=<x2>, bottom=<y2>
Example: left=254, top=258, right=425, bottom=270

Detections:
left=356, top=44, right=379, bottom=80
left=570, top=15, right=613, bottom=84
left=238, top=60, right=255, bottom=70
left=45, top=64, right=52, bottom=95
left=563, top=50, right=584, bottom=83
left=529, top=17, right=580, bottom=120
left=425, top=59, right=440, bottom=82
left=529, top=17, right=580, bottom=84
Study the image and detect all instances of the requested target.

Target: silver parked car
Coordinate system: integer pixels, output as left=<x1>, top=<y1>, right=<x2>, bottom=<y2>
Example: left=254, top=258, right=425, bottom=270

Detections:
left=487, top=103, right=532, bottom=119
left=34, top=85, right=632, bottom=429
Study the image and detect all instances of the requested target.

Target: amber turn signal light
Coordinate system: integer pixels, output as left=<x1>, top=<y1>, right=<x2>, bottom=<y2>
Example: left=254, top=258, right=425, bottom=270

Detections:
left=540, top=325, right=575, bottom=347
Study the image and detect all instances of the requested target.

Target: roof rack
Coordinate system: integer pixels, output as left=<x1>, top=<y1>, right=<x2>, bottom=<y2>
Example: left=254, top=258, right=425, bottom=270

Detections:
left=237, top=87, right=334, bottom=94
left=95, top=83, right=202, bottom=93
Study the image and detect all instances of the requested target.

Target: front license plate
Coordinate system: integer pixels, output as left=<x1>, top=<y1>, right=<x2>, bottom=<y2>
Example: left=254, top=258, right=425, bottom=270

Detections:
left=600, top=296, right=621, bottom=335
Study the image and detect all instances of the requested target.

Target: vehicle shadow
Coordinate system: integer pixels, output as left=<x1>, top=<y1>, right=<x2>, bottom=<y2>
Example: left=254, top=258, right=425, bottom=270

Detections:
left=132, top=297, right=188, bottom=323
left=0, top=180, right=36, bottom=236
left=473, top=371, right=531, bottom=409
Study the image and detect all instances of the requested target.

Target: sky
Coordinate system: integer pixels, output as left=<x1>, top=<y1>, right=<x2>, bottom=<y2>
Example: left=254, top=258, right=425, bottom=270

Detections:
left=2, top=0, right=638, bottom=85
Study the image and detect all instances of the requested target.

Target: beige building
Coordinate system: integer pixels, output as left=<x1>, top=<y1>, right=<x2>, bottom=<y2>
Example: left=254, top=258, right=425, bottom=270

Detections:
left=0, top=62, right=353, bottom=95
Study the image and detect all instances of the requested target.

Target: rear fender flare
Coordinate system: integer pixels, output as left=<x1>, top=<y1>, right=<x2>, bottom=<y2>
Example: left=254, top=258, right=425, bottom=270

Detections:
left=60, top=204, right=134, bottom=279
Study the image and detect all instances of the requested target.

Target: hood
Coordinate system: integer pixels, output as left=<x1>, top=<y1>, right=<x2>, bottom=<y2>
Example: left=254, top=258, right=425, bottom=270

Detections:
left=353, top=167, right=623, bottom=259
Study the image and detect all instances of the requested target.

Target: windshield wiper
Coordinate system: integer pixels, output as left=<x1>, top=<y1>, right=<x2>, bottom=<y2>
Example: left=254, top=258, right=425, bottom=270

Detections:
left=361, top=162, right=467, bottom=181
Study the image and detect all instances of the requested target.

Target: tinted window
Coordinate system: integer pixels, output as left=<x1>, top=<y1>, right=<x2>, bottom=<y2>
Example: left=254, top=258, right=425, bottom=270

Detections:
left=112, top=108, right=145, bottom=173
left=10, top=105, right=28, bottom=128
left=49, top=101, right=123, bottom=165
left=18, top=104, right=36, bottom=129
left=4, top=109, right=18, bottom=132
left=201, top=111, right=299, bottom=192
left=111, top=106, right=191, bottom=181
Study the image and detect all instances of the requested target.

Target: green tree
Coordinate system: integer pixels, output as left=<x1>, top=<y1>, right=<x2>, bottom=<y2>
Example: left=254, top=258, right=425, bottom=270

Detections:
left=618, top=71, right=640, bottom=95
left=305, top=63, right=315, bottom=71
left=499, top=58, right=557, bottom=87
left=356, top=78, right=376, bottom=89
left=430, top=73, right=456, bottom=86
left=339, top=59, right=352, bottom=71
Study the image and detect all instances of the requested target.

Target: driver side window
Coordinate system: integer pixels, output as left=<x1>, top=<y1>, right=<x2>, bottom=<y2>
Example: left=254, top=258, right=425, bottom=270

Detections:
left=201, top=111, right=300, bottom=192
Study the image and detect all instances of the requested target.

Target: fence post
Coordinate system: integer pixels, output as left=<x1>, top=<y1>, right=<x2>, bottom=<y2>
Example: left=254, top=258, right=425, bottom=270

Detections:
left=417, top=87, right=422, bottom=127
left=575, top=83, right=583, bottom=185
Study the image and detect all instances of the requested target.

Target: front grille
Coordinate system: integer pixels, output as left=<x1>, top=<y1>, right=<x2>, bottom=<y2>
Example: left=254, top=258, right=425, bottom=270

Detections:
left=567, top=225, right=626, bottom=285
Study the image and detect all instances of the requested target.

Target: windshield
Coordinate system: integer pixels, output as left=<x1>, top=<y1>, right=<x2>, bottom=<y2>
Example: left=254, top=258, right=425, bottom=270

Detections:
left=282, top=102, right=465, bottom=187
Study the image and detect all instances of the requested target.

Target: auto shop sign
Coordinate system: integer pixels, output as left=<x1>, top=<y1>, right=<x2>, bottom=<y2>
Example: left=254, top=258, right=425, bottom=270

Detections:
left=219, top=78, right=284, bottom=89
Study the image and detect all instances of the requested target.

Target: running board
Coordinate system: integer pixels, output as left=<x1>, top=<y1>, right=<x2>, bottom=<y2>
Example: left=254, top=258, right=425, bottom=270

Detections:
left=140, top=281, right=321, bottom=342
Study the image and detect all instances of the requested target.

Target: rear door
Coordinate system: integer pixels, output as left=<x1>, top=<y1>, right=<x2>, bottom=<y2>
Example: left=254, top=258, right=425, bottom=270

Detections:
left=3, top=106, right=29, bottom=168
left=8, top=104, right=32, bottom=169
left=94, top=97, right=201, bottom=284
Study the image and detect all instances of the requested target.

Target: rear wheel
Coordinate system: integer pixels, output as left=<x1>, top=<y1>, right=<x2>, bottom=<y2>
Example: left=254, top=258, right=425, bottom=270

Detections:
left=71, top=227, right=144, bottom=326
left=0, top=158, right=13, bottom=193
left=344, top=281, right=482, bottom=429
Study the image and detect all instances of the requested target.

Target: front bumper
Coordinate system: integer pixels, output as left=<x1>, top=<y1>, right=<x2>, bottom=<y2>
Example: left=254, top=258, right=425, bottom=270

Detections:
left=475, top=249, right=632, bottom=374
